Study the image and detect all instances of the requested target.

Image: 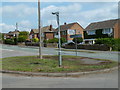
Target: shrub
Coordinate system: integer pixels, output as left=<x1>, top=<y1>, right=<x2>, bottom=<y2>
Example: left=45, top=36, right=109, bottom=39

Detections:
left=60, top=37, right=67, bottom=44
left=47, top=38, right=58, bottom=43
left=95, top=38, right=120, bottom=51
left=4, top=39, right=15, bottom=45
left=18, top=36, right=27, bottom=42
left=32, top=38, right=39, bottom=42
left=46, top=38, right=66, bottom=44
left=72, top=37, right=83, bottom=43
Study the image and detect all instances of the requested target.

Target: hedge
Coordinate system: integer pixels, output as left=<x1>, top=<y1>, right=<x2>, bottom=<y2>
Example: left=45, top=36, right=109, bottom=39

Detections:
left=95, top=38, right=120, bottom=51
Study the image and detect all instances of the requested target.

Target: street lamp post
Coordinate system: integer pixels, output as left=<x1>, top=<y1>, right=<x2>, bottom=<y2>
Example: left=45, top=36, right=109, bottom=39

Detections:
left=52, top=12, right=62, bottom=67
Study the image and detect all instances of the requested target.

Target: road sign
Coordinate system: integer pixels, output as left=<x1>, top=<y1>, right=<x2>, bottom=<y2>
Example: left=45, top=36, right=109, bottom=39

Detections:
left=70, top=34, right=82, bottom=38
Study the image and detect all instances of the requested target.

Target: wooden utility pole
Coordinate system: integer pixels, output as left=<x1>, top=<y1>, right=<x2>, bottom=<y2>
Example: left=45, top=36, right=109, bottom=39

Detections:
left=16, top=22, right=18, bottom=30
left=38, top=0, right=42, bottom=59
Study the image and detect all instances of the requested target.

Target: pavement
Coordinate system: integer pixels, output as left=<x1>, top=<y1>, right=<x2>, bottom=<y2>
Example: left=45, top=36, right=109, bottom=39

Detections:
left=0, top=44, right=119, bottom=88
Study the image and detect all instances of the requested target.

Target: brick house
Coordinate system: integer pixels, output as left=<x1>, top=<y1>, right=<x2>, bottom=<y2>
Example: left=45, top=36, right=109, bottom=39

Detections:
left=4, top=30, right=20, bottom=39
left=84, top=19, right=120, bottom=44
left=55, top=22, right=84, bottom=42
left=29, top=25, right=55, bottom=41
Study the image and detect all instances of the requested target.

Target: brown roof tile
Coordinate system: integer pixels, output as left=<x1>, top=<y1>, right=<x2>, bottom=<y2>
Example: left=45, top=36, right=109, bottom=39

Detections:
left=31, top=26, right=55, bottom=33
left=85, top=19, right=119, bottom=31
left=55, top=22, right=78, bottom=32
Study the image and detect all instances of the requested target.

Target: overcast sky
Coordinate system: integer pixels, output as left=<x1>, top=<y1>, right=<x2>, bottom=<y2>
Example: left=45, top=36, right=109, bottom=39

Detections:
left=0, top=1, right=118, bottom=33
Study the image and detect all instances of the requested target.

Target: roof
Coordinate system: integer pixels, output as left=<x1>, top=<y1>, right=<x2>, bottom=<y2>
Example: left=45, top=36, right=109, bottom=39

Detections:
left=85, top=19, right=119, bottom=31
left=31, top=26, right=55, bottom=33
left=7, top=30, right=20, bottom=35
left=55, top=22, right=80, bottom=32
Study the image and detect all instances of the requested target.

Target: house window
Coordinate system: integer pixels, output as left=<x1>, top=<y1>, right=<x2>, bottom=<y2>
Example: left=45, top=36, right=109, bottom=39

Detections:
left=62, top=31, right=66, bottom=35
left=55, top=32, right=58, bottom=35
left=102, top=28, right=113, bottom=34
left=87, top=30, right=96, bottom=35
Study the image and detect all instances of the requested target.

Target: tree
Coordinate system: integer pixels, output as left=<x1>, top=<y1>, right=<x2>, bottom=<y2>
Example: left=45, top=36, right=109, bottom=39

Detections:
left=18, top=31, right=29, bottom=42
left=32, top=38, right=39, bottom=42
left=19, top=31, right=29, bottom=36
left=72, top=37, right=83, bottom=43
left=95, top=38, right=115, bottom=51
left=18, top=36, right=27, bottom=42
left=60, top=37, right=67, bottom=44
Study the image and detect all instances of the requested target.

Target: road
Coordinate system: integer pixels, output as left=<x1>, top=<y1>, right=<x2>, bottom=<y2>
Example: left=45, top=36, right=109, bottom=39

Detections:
left=0, top=44, right=119, bottom=88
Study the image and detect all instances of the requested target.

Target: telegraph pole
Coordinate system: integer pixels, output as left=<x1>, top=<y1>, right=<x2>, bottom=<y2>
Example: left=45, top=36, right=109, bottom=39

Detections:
left=38, top=0, right=42, bottom=59
left=16, top=22, right=18, bottom=30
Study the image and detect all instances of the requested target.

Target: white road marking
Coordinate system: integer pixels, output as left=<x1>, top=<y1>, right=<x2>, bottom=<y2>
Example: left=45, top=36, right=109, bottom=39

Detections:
left=2, top=49, right=14, bottom=51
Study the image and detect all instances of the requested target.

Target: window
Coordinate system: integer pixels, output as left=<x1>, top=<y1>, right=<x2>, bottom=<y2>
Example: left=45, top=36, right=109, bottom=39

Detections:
left=102, top=28, right=113, bottom=34
left=62, top=31, right=66, bottom=35
left=87, top=30, right=96, bottom=35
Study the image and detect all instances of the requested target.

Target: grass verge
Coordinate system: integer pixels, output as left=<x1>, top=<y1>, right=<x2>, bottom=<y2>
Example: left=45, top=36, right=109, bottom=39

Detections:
left=1, top=55, right=118, bottom=73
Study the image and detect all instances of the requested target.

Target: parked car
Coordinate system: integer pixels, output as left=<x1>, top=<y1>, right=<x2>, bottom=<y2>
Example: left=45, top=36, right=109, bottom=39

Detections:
left=62, top=42, right=75, bottom=48
left=61, top=42, right=68, bottom=48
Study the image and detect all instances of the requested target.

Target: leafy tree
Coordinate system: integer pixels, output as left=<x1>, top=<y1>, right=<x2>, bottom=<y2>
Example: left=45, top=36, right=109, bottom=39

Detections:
left=0, top=33, right=2, bottom=39
left=18, top=36, right=27, bottom=42
left=60, top=37, right=67, bottom=44
left=72, top=37, right=83, bottom=43
left=95, top=38, right=116, bottom=51
left=18, top=31, right=29, bottom=42
left=32, top=38, right=39, bottom=42
left=19, top=31, right=29, bottom=36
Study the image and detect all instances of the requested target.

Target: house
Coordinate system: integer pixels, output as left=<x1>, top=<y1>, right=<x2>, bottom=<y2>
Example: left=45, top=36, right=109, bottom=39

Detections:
left=4, top=30, right=20, bottom=39
left=84, top=19, right=120, bottom=44
left=29, top=25, right=55, bottom=41
left=55, top=22, right=84, bottom=42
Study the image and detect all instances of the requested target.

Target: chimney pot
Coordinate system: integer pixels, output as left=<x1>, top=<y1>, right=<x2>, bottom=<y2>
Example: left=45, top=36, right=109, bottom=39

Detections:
left=49, top=25, right=52, bottom=31
left=64, top=22, right=67, bottom=25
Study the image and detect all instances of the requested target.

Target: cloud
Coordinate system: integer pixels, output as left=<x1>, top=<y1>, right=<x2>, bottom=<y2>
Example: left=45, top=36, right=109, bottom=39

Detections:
left=2, top=4, right=37, bottom=19
left=2, top=0, right=119, bottom=2
left=0, top=23, right=15, bottom=32
left=41, top=3, right=82, bottom=19
left=19, top=20, right=33, bottom=28
left=0, top=23, right=31, bottom=33
left=41, top=3, right=118, bottom=28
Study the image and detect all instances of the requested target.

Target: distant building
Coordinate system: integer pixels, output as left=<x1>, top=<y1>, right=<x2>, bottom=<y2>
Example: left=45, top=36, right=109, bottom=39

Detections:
left=29, top=25, right=55, bottom=41
left=84, top=19, right=120, bottom=44
left=4, top=30, right=19, bottom=39
left=55, top=22, right=84, bottom=42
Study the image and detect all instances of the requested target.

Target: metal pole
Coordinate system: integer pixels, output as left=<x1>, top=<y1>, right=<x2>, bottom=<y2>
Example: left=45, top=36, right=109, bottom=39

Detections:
left=16, top=22, right=18, bottom=30
left=57, top=12, right=62, bottom=67
left=75, top=30, right=77, bottom=56
left=38, top=0, right=42, bottom=59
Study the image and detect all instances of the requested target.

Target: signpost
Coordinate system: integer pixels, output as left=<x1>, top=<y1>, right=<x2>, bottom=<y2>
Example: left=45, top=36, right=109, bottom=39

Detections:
left=70, top=31, right=82, bottom=56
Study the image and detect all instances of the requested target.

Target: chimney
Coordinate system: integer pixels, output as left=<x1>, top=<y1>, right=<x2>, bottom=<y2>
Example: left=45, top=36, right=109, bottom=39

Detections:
left=49, top=25, right=52, bottom=31
left=64, top=22, right=67, bottom=25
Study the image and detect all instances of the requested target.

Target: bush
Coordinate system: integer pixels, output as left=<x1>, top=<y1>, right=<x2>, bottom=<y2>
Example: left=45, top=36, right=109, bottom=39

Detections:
left=47, top=38, right=58, bottom=43
left=95, top=38, right=120, bottom=51
left=72, top=37, right=83, bottom=43
left=45, top=38, right=66, bottom=44
left=18, top=36, right=27, bottom=42
left=61, top=37, right=67, bottom=44
left=4, top=39, right=15, bottom=45
left=32, top=38, right=39, bottom=42
left=113, top=39, right=120, bottom=51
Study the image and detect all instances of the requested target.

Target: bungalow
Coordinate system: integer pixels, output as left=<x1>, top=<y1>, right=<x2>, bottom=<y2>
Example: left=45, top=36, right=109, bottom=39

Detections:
left=29, top=25, right=55, bottom=41
left=4, top=30, right=19, bottom=39
left=55, top=22, right=84, bottom=42
left=84, top=19, right=120, bottom=44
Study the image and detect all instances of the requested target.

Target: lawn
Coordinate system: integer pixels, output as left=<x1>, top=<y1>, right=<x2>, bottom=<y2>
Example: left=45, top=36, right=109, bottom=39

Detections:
left=1, top=55, right=118, bottom=73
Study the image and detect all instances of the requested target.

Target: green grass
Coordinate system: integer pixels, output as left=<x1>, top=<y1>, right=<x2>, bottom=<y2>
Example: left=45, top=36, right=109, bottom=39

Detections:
left=1, top=55, right=118, bottom=73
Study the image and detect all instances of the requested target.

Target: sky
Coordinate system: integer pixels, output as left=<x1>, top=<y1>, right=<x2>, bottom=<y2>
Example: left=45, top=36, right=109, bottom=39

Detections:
left=0, top=1, right=118, bottom=33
